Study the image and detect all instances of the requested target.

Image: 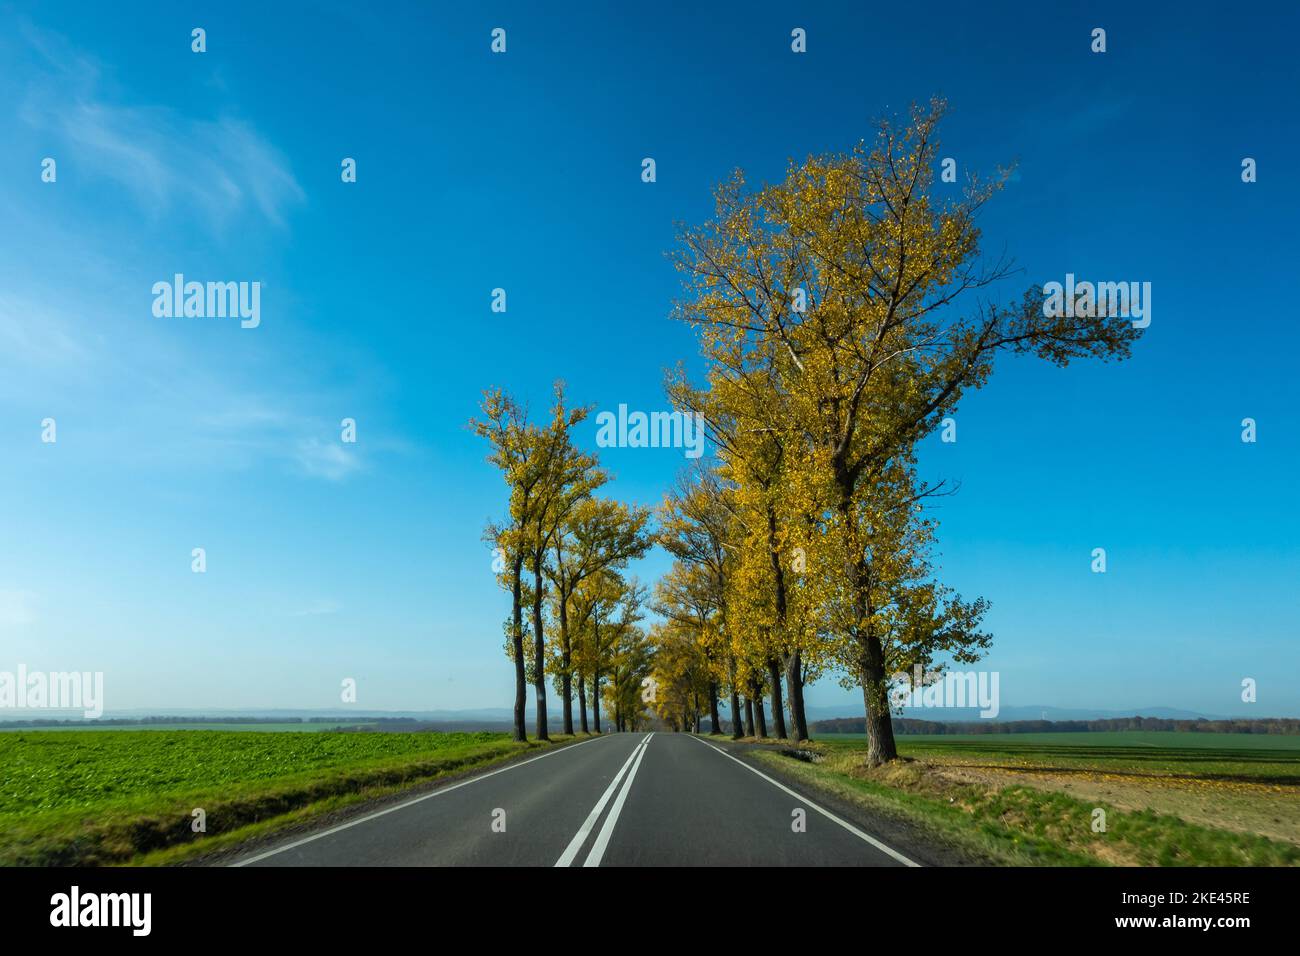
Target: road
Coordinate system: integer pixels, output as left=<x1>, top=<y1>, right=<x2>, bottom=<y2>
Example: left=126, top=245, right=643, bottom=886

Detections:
left=230, top=732, right=922, bottom=867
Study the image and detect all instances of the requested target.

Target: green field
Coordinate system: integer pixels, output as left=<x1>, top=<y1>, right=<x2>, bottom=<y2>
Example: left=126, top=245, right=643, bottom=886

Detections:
left=0, top=729, right=557, bottom=866
left=755, top=730, right=1300, bottom=866
left=0, top=721, right=378, bottom=733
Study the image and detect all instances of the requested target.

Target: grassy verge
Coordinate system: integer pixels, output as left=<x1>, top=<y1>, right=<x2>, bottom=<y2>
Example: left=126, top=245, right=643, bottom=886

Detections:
left=1, top=729, right=583, bottom=866
left=747, top=736, right=1300, bottom=866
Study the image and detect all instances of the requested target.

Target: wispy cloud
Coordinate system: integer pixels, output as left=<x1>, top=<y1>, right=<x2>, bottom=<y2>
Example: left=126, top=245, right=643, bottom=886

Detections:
left=0, top=293, right=95, bottom=369
left=289, top=600, right=342, bottom=618
left=0, top=590, right=37, bottom=627
left=15, top=21, right=304, bottom=231
left=294, top=437, right=362, bottom=482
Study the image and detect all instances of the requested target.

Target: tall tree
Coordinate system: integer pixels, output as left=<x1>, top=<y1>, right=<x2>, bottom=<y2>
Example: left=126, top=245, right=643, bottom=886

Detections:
left=473, top=383, right=597, bottom=742
left=546, top=497, right=652, bottom=734
left=659, top=467, right=742, bottom=738
left=654, top=561, right=723, bottom=734
left=671, top=100, right=1140, bottom=764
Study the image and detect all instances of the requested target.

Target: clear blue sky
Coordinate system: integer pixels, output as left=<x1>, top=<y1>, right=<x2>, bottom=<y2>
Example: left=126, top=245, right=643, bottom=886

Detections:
left=2, top=2, right=1297, bottom=718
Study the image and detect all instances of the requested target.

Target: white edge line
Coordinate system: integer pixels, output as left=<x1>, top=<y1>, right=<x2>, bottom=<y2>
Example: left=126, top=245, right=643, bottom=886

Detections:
left=688, top=734, right=921, bottom=867
left=554, top=735, right=648, bottom=867
left=230, top=733, right=611, bottom=866
left=582, top=733, right=652, bottom=867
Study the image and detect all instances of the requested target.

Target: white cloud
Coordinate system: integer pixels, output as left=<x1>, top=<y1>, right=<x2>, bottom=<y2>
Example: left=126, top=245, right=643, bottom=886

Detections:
left=294, top=437, right=362, bottom=481
left=15, top=21, right=304, bottom=231
left=0, top=590, right=37, bottom=627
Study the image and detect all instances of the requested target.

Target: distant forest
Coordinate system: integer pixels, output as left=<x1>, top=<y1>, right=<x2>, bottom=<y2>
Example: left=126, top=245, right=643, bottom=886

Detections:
left=811, top=716, right=1300, bottom=736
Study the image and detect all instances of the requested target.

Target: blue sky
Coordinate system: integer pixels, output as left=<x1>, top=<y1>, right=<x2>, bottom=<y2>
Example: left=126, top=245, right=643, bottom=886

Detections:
left=2, top=1, right=1297, bottom=718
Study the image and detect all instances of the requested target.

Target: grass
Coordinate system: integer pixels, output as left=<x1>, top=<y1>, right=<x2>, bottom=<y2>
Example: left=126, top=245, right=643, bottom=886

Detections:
left=0, top=721, right=379, bottom=733
left=0, top=729, right=575, bottom=866
left=739, top=731, right=1300, bottom=866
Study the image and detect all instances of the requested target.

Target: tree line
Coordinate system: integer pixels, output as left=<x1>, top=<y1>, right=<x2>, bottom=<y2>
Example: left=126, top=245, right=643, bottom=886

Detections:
left=477, top=101, right=1141, bottom=764
left=473, top=386, right=655, bottom=740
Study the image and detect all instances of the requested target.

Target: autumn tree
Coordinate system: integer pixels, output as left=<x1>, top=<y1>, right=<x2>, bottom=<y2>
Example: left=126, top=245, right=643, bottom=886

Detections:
left=658, top=467, right=743, bottom=737
left=672, top=100, right=1141, bottom=764
left=546, top=497, right=652, bottom=734
left=572, top=570, right=644, bottom=733
left=597, top=575, right=649, bottom=732
left=473, top=383, right=598, bottom=742
left=653, top=561, right=725, bottom=733
left=649, top=620, right=712, bottom=732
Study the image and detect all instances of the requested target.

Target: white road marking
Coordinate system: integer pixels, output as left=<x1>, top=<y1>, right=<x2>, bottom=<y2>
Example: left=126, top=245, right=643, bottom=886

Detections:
left=582, top=733, right=652, bottom=867
left=687, top=734, right=921, bottom=867
left=230, top=733, right=613, bottom=867
left=553, top=734, right=649, bottom=867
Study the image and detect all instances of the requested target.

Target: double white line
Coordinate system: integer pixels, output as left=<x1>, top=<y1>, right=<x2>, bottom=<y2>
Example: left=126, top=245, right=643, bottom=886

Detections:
left=554, top=732, right=653, bottom=867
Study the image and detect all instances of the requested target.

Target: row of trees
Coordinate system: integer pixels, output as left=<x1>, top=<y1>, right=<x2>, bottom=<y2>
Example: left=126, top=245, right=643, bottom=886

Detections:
left=646, top=100, right=1140, bottom=764
left=479, top=100, right=1140, bottom=764
left=472, top=386, right=655, bottom=741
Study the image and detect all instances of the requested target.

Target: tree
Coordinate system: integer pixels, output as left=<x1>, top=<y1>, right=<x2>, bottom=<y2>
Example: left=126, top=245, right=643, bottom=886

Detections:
left=672, top=100, right=1141, bottom=764
left=654, top=561, right=725, bottom=733
left=658, top=466, right=742, bottom=738
left=572, top=570, right=643, bottom=734
left=546, top=497, right=652, bottom=734
left=649, top=620, right=712, bottom=732
left=473, top=383, right=598, bottom=742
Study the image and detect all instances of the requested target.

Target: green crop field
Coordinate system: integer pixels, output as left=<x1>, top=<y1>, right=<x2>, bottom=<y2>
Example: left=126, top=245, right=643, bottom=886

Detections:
left=0, top=721, right=378, bottom=733
left=0, top=729, right=558, bottom=866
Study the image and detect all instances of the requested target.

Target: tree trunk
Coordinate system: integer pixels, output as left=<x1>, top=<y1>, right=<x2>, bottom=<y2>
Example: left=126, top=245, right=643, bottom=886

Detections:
left=837, top=476, right=899, bottom=764
left=785, top=649, right=809, bottom=743
left=729, top=659, right=743, bottom=740
left=578, top=674, right=589, bottom=734
left=510, top=557, right=527, bottom=742
left=858, top=591, right=898, bottom=764
left=592, top=671, right=602, bottom=733
left=744, top=696, right=755, bottom=737
left=531, top=562, right=549, bottom=741
left=767, top=658, right=787, bottom=739
left=764, top=503, right=791, bottom=742
left=708, top=680, right=722, bottom=735
left=862, top=658, right=899, bottom=767
left=754, top=690, right=768, bottom=739
left=558, top=596, right=573, bottom=736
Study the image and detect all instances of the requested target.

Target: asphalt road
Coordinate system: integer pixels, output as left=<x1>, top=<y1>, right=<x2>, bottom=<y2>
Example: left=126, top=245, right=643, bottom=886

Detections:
left=230, top=732, right=921, bottom=867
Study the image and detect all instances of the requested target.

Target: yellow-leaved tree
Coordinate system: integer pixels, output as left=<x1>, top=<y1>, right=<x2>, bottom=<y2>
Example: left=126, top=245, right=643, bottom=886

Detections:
left=671, top=100, right=1141, bottom=764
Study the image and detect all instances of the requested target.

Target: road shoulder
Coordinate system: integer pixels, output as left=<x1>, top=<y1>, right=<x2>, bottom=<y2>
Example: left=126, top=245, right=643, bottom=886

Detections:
left=695, top=734, right=995, bottom=867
